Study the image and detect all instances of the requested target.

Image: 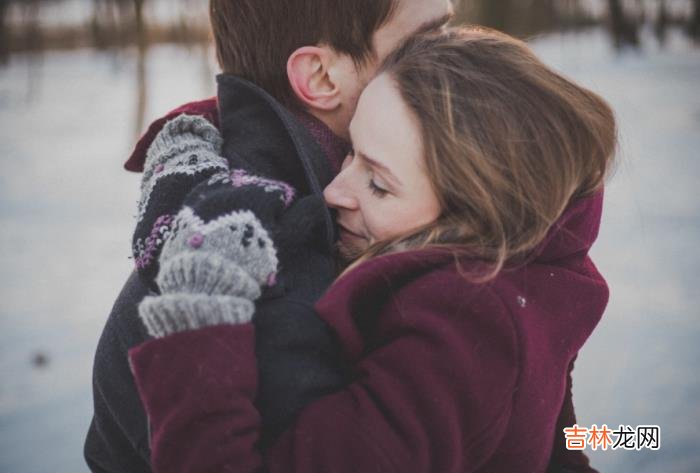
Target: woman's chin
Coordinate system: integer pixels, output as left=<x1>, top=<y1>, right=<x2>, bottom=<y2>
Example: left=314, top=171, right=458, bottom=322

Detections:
left=336, top=236, right=368, bottom=264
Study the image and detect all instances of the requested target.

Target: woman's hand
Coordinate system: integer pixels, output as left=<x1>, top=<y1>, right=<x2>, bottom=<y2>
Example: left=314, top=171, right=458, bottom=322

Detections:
left=139, top=207, right=279, bottom=338
left=133, top=114, right=229, bottom=280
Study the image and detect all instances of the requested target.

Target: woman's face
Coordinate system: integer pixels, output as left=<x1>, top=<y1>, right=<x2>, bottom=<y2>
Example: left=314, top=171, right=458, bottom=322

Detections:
left=323, top=74, right=441, bottom=259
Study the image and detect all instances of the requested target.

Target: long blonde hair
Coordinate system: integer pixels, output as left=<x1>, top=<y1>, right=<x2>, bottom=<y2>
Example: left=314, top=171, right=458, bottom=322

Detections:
left=347, top=27, right=617, bottom=281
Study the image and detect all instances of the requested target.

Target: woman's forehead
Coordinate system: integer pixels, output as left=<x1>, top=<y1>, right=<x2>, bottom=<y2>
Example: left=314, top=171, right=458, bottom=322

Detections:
left=351, top=75, right=425, bottom=183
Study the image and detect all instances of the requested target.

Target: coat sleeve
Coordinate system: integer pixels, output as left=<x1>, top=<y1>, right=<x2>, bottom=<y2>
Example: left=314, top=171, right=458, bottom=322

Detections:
left=129, top=293, right=520, bottom=473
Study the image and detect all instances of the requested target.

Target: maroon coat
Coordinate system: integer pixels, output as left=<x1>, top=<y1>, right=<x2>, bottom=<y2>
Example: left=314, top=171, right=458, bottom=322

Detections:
left=128, top=191, right=606, bottom=473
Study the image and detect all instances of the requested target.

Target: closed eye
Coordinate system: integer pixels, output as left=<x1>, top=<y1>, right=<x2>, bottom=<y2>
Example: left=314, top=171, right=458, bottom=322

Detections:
left=368, top=178, right=389, bottom=198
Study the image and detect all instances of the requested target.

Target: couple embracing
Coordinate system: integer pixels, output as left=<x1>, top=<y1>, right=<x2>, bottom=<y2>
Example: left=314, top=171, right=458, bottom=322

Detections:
left=85, top=1, right=615, bottom=472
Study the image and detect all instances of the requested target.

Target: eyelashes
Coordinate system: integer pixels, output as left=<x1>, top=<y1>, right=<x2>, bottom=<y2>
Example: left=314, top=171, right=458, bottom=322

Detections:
left=368, top=177, right=388, bottom=198
left=346, top=147, right=389, bottom=198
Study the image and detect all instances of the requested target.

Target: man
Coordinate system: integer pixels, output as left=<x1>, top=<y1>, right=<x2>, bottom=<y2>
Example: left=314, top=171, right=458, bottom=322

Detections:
left=85, top=1, right=455, bottom=471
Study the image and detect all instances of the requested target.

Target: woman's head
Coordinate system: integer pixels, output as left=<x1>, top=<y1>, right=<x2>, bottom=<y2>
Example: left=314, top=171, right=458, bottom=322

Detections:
left=322, top=73, right=442, bottom=261
left=324, top=26, right=617, bottom=278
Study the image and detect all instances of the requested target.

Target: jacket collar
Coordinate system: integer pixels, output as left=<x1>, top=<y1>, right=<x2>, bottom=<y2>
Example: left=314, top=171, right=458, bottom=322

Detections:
left=216, top=74, right=337, bottom=249
left=217, top=74, right=334, bottom=195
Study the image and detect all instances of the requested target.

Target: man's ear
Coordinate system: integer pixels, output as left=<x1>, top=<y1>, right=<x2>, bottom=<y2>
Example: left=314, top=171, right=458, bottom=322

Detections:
left=287, top=46, right=342, bottom=112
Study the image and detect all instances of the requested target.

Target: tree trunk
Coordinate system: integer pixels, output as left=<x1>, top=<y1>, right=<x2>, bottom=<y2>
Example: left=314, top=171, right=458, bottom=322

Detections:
left=608, top=0, right=639, bottom=47
left=690, top=0, right=700, bottom=38
left=0, top=0, right=8, bottom=64
left=133, top=0, right=148, bottom=139
left=133, top=0, right=145, bottom=47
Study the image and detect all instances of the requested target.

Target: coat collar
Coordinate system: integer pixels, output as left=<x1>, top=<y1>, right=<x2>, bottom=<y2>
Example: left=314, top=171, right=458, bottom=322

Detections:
left=217, top=74, right=334, bottom=196
left=319, top=191, right=606, bottom=313
left=527, top=191, right=604, bottom=264
left=316, top=191, right=606, bottom=361
left=216, top=74, right=337, bottom=250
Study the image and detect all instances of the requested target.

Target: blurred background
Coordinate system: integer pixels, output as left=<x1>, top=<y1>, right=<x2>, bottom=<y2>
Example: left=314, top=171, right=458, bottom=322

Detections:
left=0, top=0, right=698, bottom=472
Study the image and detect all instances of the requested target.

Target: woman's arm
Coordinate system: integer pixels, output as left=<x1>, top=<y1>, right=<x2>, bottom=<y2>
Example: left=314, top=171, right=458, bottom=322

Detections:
left=129, top=289, right=520, bottom=473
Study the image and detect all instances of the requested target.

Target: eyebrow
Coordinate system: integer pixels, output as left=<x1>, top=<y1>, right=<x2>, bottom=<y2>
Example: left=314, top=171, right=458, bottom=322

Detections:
left=357, top=150, right=402, bottom=188
left=414, top=11, right=455, bottom=36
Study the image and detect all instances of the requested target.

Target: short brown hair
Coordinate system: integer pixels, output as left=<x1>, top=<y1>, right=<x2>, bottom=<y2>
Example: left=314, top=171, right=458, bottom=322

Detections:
left=209, top=0, right=397, bottom=108
left=358, top=27, right=617, bottom=280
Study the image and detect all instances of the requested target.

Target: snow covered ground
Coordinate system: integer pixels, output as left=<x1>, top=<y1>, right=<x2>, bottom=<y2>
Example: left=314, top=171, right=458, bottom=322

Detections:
left=0, top=27, right=698, bottom=472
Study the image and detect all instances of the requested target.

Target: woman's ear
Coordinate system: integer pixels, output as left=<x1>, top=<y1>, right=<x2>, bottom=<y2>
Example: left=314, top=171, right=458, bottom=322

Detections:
left=287, top=46, right=342, bottom=112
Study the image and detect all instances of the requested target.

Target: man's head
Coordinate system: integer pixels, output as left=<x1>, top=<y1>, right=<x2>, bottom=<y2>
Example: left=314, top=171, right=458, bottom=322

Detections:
left=210, top=0, right=453, bottom=139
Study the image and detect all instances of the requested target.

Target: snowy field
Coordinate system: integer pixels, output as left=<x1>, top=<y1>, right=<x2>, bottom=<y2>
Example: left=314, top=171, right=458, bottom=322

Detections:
left=0, top=27, right=698, bottom=472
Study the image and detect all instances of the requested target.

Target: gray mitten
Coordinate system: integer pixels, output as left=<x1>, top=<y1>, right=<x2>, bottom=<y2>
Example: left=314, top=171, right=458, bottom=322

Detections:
left=133, top=114, right=231, bottom=281
left=136, top=114, right=229, bottom=224
left=139, top=207, right=279, bottom=338
left=141, top=114, right=226, bottom=192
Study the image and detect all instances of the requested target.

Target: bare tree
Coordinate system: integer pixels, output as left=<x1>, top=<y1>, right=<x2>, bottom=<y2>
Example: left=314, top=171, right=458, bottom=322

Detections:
left=608, top=0, right=639, bottom=47
left=133, top=0, right=145, bottom=46
left=133, top=0, right=148, bottom=139
left=0, top=0, right=8, bottom=63
left=655, top=0, right=669, bottom=45
left=690, top=0, right=700, bottom=38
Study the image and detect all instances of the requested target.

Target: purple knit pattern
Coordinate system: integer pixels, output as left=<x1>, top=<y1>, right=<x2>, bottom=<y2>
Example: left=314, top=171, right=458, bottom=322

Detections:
left=229, top=169, right=296, bottom=207
left=135, top=214, right=175, bottom=269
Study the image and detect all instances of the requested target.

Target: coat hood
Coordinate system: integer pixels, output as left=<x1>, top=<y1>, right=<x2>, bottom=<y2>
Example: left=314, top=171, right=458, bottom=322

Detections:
left=529, top=191, right=605, bottom=265
left=326, top=190, right=606, bottom=293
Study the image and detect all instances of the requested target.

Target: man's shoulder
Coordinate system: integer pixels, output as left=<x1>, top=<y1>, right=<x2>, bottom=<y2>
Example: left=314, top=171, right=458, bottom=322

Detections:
left=124, top=97, right=219, bottom=173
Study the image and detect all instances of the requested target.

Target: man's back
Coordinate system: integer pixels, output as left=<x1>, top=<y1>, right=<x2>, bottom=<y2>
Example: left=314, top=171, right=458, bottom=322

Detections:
left=85, top=97, right=221, bottom=472
left=85, top=271, right=152, bottom=472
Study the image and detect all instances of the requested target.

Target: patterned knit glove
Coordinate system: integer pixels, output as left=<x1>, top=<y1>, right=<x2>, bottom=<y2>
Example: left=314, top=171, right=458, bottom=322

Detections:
left=140, top=114, right=226, bottom=202
left=137, top=154, right=303, bottom=338
left=139, top=207, right=279, bottom=338
left=133, top=114, right=229, bottom=281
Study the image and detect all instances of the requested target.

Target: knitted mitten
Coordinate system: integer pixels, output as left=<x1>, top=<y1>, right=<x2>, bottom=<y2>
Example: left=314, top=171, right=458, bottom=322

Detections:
left=133, top=114, right=229, bottom=281
left=137, top=155, right=307, bottom=338
left=139, top=206, right=279, bottom=338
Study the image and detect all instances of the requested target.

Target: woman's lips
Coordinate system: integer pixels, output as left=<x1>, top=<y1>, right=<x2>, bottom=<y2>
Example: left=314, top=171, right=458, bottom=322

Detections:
left=337, top=223, right=366, bottom=242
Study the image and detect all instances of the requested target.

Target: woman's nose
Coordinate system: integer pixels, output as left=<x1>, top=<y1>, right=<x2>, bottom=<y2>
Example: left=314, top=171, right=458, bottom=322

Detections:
left=324, top=173, right=358, bottom=210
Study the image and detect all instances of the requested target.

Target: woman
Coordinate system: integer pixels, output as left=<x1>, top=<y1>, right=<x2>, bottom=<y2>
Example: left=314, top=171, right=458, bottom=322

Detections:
left=129, top=27, right=616, bottom=472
